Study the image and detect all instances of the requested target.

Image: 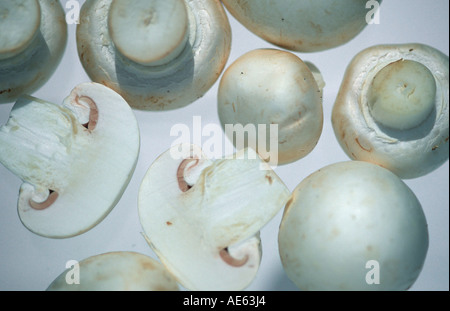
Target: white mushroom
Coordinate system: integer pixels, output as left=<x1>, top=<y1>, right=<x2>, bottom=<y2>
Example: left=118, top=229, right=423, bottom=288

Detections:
left=0, top=0, right=67, bottom=103
left=138, top=144, right=290, bottom=290
left=332, top=43, right=449, bottom=179
left=76, top=0, right=231, bottom=110
left=221, top=0, right=379, bottom=52
left=217, top=49, right=324, bottom=166
left=0, top=82, right=140, bottom=238
left=278, top=161, right=429, bottom=291
left=47, top=252, right=179, bottom=291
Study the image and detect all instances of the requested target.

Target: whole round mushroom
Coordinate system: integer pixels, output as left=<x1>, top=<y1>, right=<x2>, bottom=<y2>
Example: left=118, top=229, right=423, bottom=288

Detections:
left=0, top=0, right=67, bottom=103
left=221, top=0, right=380, bottom=53
left=0, top=82, right=140, bottom=238
left=217, top=49, right=324, bottom=166
left=47, top=252, right=179, bottom=291
left=278, top=161, right=429, bottom=291
left=76, top=0, right=231, bottom=110
left=332, top=43, right=449, bottom=179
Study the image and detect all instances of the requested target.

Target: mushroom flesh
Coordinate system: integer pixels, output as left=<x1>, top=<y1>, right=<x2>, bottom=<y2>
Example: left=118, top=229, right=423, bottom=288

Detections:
left=218, top=49, right=324, bottom=166
left=278, top=161, right=429, bottom=291
left=76, top=0, right=231, bottom=110
left=0, top=82, right=140, bottom=238
left=47, top=252, right=179, bottom=291
left=0, top=0, right=67, bottom=103
left=332, top=43, right=449, bottom=179
left=138, top=144, right=290, bottom=290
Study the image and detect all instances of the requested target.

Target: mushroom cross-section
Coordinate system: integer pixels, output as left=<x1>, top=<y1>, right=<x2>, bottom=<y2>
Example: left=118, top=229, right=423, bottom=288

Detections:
left=47, top=252, right=179, bottom=291
left=138, top=144, right=291, bottom=290
left=0, top=82, right=140, bottom=238
left=221, top=0, right=380, bottom=53
left=76, top=0, right=231, bottom=110
left=0, top=0, right=67, bottom=104
left=332, top=43, right=449, bottom=179
left=218, top=49, right=324, bottom=166
left=278, top=161, right=429, bottom=291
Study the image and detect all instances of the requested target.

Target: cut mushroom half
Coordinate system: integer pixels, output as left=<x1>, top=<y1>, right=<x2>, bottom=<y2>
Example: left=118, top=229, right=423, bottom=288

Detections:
left=76, top=0, right=231, bottom=110
left=47, top=252, right=179, bottom=291
left=221, top=0, right=380, bottom=53
left=218, top=49, right=324, bottom=166
left=279, top=161, right=429, bottom=291
left=332, top=43, right=449, bottom=179
left=0, top=0, right=67, bottom=103
left=138, top=144, right=290, bottom=290
left=0, top=82, right=140, bottom=238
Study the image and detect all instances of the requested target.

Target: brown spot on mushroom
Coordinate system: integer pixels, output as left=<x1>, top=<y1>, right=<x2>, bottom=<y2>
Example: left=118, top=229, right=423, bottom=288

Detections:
left=219, top=248, right=249, bottom=267
left=265, top=174, right=273, bottom=185
left=177, top=158, right=199, bottom=192
left=0, top=88, right=12, bottom=95
left=29, top=190, right=59, bottom=210
left=355, top=137, right=372, bottom=152
left=166, top=221, right=173, bottom=226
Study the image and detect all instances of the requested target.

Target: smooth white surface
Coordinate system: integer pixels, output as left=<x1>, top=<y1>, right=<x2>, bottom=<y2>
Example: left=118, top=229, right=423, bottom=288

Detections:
left=0, top=0, right=448, bottom=291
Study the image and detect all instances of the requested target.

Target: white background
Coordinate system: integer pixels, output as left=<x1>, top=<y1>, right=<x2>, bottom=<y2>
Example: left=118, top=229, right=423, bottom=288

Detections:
left=0, top=0, right=448, bottom=291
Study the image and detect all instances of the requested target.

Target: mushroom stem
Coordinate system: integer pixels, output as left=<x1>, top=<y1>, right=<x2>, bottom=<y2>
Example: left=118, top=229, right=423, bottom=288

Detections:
left=367, top=59, right=436, bottom=130
left=29, top=190, right=59, bottom=210
left=219, top=248, right=249, bottom=267
left=108, top=0, right=189, bottom=66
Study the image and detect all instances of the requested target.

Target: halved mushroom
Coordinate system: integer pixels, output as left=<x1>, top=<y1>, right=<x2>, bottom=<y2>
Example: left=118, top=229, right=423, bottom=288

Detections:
left=279, top=161, right=429, bottom=291
left=0, top=82, right=140, bottom=238
left=332, top=43, right=449, bottom=179
left=138, top=144, right=290, bottom=290
left=0, top=0, right=67, bottom=103
left=76, top=0, right=231, bottom=110
left=47, top=252, right=179, bottom=291
left=221, top=0, right=380, bottom=52
left=218, top=49, right=324, bottom=166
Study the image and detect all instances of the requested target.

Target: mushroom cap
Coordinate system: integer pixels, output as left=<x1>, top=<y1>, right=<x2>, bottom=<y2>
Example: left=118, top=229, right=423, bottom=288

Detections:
left=47, top=252, right=179, bottom=291
left=217, top=49, right=324, bottom=165
left=332, top=43, right=449, bottom=179
left=138, top=144, right=290, bottom=290
left=278, top=161, right=429, bottom=291
left=0, top=82, right=140, bottom=238
left=76, top=0, right=231, bottom=110
left=0, top=0, right=67, bottom=104
left=221, top=0, right=375, bottom=52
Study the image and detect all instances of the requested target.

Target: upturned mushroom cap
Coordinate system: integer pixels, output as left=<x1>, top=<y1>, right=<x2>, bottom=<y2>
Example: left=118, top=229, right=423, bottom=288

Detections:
left=0, top=82, right=140, bottom=238
left=221, top=0, right=378, bottom=52
left=279, top=161, right=429, bottom=291
left=76, top=0, right=231, bottom=110
left=0, top=0, right=67, bottom=103
left=218, top=49, right=324, bottom=166
left=332, top=43, right=449, bottom=179
left=138, top=144, right=290, bottom=290
left=47, top=252, right=179, bottom=291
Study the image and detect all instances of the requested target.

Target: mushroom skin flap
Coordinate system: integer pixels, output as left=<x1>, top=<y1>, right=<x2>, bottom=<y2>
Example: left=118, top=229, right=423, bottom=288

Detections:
left=138, top=144, right=291, bottom=291
left=0, top=82, right=140, bottom=238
